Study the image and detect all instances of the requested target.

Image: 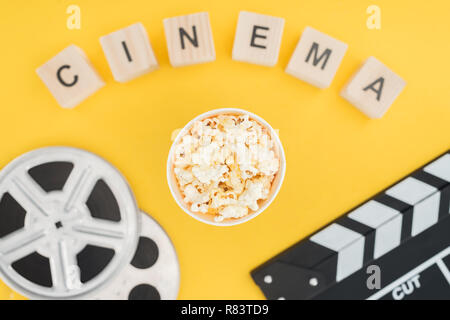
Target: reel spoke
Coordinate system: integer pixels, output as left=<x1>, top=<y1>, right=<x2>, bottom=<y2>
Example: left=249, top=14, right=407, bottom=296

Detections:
left=63, top=166, right=94, bottom=213
left=72, top=219, right=126, bottom=249
left=0, top=229, right=45, bottom=264
left=49, top=239, right=81, bottom=292
left=10, top=175, right=49, bottom=218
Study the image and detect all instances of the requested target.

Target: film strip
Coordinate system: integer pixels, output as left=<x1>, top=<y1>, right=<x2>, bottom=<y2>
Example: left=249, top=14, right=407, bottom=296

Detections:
left=251, top=150, right=450, bottom=300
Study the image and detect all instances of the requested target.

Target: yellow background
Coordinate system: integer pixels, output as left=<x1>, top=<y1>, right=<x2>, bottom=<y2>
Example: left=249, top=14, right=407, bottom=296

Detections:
left=0, top=0, right=449, bottom=300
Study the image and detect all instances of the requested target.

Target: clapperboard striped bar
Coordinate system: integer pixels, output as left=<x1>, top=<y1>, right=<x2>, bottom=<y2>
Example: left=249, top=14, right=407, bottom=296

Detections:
left=251, top=150, right=450, bottom=300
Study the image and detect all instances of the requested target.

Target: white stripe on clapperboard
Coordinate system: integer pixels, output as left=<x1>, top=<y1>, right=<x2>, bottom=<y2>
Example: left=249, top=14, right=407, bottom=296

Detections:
left=310, top=153, right=450, bottom=283
left=367, top=246, right=450, bottom=300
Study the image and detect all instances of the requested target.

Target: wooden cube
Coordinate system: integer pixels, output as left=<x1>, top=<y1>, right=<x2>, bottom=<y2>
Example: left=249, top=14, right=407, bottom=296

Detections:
left=285, top=27, right=348, bottom=88
left=341, top=57, right=406, bottom=118
left=36, top=45, right=104, bottom=108
left=163, top=12, right=215, bottom=67
left=100, top=22, right=158, bottom=82
left=232, top=11, right=285, bottom=67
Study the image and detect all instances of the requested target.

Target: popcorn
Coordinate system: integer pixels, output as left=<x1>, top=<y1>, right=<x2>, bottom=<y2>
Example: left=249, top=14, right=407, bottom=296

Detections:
left=217, top=205, right=248, bottom=222
left=239, top=178, right=270, bottom=211
left=192, top=165, right=228, bottom=184
left=173, top=168, right=194, bottom=186
left=172, top=113, right=280, bottom=222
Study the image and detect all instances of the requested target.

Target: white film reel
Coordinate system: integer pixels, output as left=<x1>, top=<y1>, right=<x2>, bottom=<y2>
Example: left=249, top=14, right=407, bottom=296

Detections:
left=0, top=147, right=139, bottom=299
left=92, top=211, right=180, bottom=300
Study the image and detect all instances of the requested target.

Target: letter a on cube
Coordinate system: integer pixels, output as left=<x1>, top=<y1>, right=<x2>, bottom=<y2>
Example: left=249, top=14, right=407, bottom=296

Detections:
left=36, top=45, right=104, bottom=108
left=286, top=27, right=348, bottom=88
left=100, top=22, right=159, bottom=82
left=232, top=11, right=285, bottom=66
left=163, top=12, right=215, bottom=67
left=341, top=57, right=406, bottom=118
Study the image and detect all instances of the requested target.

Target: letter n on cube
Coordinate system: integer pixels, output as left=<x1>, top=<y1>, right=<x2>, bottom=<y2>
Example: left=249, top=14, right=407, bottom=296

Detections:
left=163, top=12, right=216, bottom=67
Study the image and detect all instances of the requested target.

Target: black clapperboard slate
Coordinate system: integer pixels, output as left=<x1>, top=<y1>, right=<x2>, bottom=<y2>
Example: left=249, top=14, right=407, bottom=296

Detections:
left=251, top=150, right=450, bottom=300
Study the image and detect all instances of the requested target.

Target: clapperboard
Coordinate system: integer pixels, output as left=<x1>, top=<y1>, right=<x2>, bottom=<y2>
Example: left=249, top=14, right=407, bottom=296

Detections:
left=252, top=150, right=450, bottom=300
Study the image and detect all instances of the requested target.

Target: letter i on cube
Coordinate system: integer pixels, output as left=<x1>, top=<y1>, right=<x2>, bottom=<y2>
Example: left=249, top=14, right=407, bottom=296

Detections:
left=100, top=22, right=159, bottom=83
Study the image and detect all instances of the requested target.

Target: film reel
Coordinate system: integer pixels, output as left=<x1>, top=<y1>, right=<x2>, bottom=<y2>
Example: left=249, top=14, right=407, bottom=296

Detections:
left=0, top=147, right=139, bottom=299
left=92, top=211, right=180, bottom=300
